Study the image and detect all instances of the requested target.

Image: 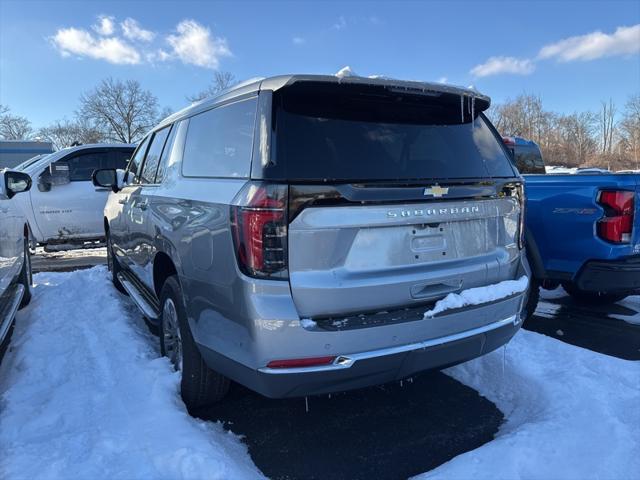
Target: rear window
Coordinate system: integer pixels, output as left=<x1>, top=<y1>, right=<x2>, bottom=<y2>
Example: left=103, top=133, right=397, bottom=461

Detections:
left=266, top=84, right=516, bottom=181
left=513, top=144, right=545, bottom=174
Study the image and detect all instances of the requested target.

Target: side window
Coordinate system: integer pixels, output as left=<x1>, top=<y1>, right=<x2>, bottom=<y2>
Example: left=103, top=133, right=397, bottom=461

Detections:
left=140, top=126, right=171, bottom=184
left=58, top=151, right=106, bottom=182
left=127, top=136, right=151, bottom=181
left=104, top=149, right=134, bottom=170
left=182, top=97, right=257, bottom=178
left=155, top=123, right=181, bottom=184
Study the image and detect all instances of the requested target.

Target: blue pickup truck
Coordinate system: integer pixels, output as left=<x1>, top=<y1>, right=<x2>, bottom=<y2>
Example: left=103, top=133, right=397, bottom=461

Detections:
left=506, top=137, right=640, bottom=318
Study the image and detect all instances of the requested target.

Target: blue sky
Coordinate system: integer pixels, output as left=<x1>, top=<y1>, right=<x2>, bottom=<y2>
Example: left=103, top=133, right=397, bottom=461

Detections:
left=1, top=0, right=639, bottom=128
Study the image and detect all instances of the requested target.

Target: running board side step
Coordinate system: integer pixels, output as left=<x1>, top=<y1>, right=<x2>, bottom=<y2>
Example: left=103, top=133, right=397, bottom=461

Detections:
left=0, top=284, right=24, bottom=343
left=117, top=272, right=161, bottom=321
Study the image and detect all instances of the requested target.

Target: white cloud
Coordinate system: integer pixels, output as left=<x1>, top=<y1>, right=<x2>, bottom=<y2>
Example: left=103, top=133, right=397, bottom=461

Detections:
left=333, top=16, right=347, bottom=30
left=437, top=76, right=448, bottom=84
left=51, top=27, right=140, bottom=64
left=51, top=17, right=231, bottom=70
left=121, top=18, right=155, bottom=42
left=538, top=24, right=640, bottom=62
left=292, top=36, right=305, bottom=45
left=92, top=15, right=115, bottom=36
left=470, top=56, right=535, bottom=77
left=166, top=19, right=231, bottom=69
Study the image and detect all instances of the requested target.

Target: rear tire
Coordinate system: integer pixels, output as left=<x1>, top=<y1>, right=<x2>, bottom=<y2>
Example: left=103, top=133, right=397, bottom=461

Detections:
left=562, top=282, right=629, bottom=305
left=18, top=236, right=32, bottom=309
left=521, top=277, right=540, bottom=323
left=159, top=276, right=229, bottom=411
left=106, top=231, right=127, bottom=295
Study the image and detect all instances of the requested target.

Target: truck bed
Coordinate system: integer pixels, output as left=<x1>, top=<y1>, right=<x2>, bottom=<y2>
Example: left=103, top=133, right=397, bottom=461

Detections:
left=524, top=173, right=640, bottom=283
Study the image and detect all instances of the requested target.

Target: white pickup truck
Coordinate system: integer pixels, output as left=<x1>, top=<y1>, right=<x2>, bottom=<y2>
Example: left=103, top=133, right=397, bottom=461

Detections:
left=13, top=144, right=135, bottom=250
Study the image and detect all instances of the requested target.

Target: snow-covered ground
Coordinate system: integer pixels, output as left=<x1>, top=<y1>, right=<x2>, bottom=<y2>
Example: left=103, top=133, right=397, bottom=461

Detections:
left=1, top=267, right=638, bottom=479
left=419, top=329, right=640, bottom=479
left=0, top=267, right=263, bottom=480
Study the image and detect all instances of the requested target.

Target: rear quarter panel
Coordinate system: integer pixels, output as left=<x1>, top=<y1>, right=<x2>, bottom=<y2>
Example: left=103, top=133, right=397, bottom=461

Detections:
left=524, top=173, right=640, bottom=277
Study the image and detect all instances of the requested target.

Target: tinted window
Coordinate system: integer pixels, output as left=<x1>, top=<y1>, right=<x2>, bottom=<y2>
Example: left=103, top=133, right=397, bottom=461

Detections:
left=60, top=151, right=107, bottom=182
left=182, top=97, right=257, bottom=178
left=155, top=123, right=180, bottom=183
left=104, top=149, right=134, bottom=170
left=514, top=145, right=545, bottom=174
left=266, top=85, right=515, bottom=181
left=140, top=126, right=171, bottom=184
left=127, top=136, right=151, bottom=181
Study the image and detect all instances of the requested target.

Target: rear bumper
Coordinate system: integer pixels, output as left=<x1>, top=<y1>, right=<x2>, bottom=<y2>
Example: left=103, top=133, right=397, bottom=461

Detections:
left=575, top=255, right=640, bottom=293
left=198, top=312, right=521, bottom=398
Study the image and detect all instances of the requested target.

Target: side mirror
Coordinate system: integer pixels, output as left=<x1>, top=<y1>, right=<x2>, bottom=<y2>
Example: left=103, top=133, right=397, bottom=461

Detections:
left=49, top=161, right=71, bottom=186
left=92, top=168, right=123, bottom=193
left=2, top=170, right=32, bottom=199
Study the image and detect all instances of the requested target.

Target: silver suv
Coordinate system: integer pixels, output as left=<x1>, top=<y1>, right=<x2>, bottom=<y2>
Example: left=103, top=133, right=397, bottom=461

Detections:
left=94, top=75, right=530, bottom=410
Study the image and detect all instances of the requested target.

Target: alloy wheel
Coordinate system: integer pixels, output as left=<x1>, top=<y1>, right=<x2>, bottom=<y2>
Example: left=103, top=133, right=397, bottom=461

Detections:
left=162, top=298, right=183, bottom=372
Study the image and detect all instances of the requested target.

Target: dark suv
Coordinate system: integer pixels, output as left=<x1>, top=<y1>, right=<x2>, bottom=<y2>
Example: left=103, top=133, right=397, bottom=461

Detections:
left=94, top=75, right=530, bottom=410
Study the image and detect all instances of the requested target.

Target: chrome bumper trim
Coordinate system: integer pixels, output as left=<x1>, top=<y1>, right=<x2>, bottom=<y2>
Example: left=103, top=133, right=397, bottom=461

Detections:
left=258, top=314, right=519, bottom=375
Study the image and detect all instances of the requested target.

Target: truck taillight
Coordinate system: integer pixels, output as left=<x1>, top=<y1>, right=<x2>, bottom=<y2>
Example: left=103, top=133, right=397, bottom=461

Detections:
left=231, top=182, right=289, bottom=279
left=597, top=190, right=635, bottom=244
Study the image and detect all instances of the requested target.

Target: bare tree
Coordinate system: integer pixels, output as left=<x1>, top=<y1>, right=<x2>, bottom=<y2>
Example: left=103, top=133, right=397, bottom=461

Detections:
left=187, top=71, right=237, bottom=102
left=558, top=112, right=597, bottom=166
left=489, top=94, right=553, bottom=147
left=78, top=78, right=160, bottom=143
left=156, top=106, right=175, bottom=125
left=599, top=98, right=616, bottom=156
left=37, top=118, right=104, bottom=150
left=619, top=94, right=640, bottom=170
left=0, top=104, right=33, bottom=140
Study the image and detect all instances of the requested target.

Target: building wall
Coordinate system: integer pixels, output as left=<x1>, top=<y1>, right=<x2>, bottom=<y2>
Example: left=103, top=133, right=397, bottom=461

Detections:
left=0, top=141, right=54, bottom=168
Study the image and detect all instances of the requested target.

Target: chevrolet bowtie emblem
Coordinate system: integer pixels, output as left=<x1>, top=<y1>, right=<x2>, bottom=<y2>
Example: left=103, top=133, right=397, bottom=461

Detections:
left=424, top=185, right=449, bottom=198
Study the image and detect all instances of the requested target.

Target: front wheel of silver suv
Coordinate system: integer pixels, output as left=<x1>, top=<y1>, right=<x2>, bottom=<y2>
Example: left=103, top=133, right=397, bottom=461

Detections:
left=159, top=276, right=230, bottom=411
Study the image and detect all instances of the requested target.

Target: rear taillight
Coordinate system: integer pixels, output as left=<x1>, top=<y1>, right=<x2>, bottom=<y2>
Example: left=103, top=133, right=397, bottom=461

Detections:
left=231, top=182, right=289, bottom=279
left=502, top=183, right=526, bottom=249
left=517, top=183, right=526, bottom=249
left=597, top=190, right=635, bottom=244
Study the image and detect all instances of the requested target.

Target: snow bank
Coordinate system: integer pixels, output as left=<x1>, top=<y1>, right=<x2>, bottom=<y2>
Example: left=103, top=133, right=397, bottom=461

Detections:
left=0, top=267, right=263, bottom=480
left=416, top=329, right=640, bottom=480
left=424, top=277, right=528, bottom=318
